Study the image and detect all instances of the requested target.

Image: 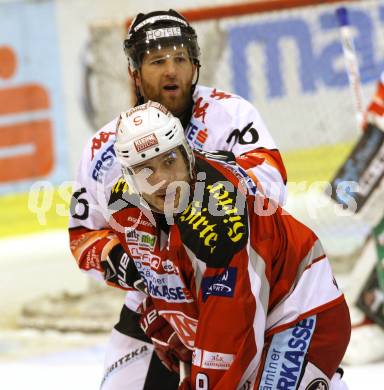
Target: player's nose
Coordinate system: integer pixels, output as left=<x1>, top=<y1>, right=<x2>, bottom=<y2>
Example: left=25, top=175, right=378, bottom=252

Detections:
left=163, top=58, right=177, bottom=77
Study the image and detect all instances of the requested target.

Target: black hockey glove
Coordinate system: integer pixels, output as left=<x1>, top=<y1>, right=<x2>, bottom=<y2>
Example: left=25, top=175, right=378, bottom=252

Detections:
left=102, top=243, right=146, bottom=292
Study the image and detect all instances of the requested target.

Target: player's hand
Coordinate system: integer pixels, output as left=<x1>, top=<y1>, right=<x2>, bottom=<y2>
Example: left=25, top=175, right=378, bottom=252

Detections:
left=138, top=296, right=192, bottom=372
left=101, top=243, right=146, bottom=291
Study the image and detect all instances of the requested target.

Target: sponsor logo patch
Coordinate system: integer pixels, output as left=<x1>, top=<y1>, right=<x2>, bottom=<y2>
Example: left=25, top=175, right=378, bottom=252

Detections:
left=259, top=316, right=316, bottom=390
left=127, top=216, right=153, bottom=227
left=125, top=229, right=157, bottom=250
left=101, top=345, right=150, bottom=386
left=91, top=131, right=115, bottom=160
left=91, top=144, right=116, bottom=182
left=192, top=348, right=234, bottom=370
left=201, top=267, right=237, bottom=302
left=146, top=27, right=181, bottom=40
left=128, top=245, right=193, bottom=304
left=133, top=115, right=142, bottom=125
left=193, top=97, right=209, bottom=123
left=134, top=133, right=158, bottom=152
left=186, top=123, right=209, bottom=149
left=305, top=379, right=329, bottom=390
left=210, top=88, right=232, bottom=100
left=161, top=311, right=198, bottom=349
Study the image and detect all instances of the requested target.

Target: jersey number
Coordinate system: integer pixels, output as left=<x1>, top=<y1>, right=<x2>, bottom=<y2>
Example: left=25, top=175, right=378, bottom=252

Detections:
left=226, top=122, right=259, bottom=146
left=70, top=187, right=89, bottom=220
left=196, top=373, right=209, bottom=390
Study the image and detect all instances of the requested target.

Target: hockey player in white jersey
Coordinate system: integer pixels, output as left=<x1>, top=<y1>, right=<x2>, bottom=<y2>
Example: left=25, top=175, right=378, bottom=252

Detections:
left=69, top=9, right=287, bottom=389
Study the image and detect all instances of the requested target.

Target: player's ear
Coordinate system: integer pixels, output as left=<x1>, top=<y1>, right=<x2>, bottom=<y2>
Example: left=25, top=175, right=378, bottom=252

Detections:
left=129, top=67, right=139, bottom=84
left=192, top=62, right=197, bottom=78
left=191, top=62, right=199, bottom=86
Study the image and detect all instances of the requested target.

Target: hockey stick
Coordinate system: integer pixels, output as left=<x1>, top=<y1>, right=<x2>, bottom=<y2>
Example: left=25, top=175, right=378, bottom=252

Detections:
left=179, top=360, right=191, bottom=385
left=336, top=6, right=365, bottom=126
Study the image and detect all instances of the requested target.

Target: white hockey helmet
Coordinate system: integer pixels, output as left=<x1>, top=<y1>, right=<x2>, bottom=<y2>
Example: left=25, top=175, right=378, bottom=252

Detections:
left=114, top=101, right=194, bottom=192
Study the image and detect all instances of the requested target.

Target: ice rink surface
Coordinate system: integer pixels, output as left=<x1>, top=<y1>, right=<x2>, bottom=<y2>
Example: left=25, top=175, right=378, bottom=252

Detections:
left=0, top=329, right=383, bottom=390
left=1, top=232, right=383, bottom=389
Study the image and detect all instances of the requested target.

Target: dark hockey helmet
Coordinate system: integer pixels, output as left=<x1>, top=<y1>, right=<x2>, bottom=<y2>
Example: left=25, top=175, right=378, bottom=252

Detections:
left=124, top=9, right=200, bottom=70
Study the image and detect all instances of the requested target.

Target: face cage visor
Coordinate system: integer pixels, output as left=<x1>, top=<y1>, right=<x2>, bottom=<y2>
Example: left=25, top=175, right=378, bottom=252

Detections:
left=124, top=26, right=200, bottom=70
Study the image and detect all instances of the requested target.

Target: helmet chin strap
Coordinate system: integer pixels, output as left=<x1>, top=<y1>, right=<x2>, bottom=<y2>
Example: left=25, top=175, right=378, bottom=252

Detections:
left=134, top=78, right=145, bottom=106
left=128, top=67, right=144, bottom=106
left=191, top=61, right=201, bottom=94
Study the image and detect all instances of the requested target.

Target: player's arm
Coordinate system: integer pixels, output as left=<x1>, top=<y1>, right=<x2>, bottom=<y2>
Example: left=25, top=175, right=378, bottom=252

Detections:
left=69, top=207, right=143, bottom=292
left=189, top=200, right=345, bottom=388
left=227, top=101, right=287, bottom=204
left=255, top=205, right=350, bottom=388
left=236, top=147, right=286, bottom=189
left=68, top=134, right=141, bottom=291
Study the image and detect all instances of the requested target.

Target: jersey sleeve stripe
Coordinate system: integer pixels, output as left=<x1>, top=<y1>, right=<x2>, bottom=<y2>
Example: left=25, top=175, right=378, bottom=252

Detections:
left=266, top=258, right=343, bottom=332
left=304, top=254, right=327, bottom=270
left=295, top=240, right=326, bottom=280
left=265, top=295, right=345, bottom=339
left=240, top=243, right=269, bottom=386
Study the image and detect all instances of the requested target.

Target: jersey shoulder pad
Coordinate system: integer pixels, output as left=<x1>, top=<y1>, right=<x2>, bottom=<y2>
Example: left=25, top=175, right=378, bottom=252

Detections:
left=195, top=85, right=253, bottom=111
left=194, top=85, right=259, bottom=130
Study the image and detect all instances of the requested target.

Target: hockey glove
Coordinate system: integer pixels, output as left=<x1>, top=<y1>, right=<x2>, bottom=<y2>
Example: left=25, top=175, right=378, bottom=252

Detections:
left=138, top=296, right=192, bottom=372
left=102, top=243, right=146, bottom=292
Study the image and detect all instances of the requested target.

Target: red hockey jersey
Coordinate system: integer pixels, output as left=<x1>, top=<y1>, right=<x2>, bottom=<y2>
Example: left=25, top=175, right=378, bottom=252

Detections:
left=107, top=151, right=344, bottom=389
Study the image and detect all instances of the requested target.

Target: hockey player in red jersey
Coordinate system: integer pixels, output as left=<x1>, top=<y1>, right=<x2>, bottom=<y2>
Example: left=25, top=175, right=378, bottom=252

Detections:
left=69, top=9, right=287, bottom=389
left=105, top=101, right=351, bottom=390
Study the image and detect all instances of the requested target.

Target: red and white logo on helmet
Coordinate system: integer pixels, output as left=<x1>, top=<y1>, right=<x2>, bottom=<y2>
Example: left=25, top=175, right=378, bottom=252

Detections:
left=134, top=133, right=159, bottom=153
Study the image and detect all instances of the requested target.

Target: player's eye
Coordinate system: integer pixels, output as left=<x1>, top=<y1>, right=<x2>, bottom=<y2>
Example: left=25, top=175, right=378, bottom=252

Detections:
left=163, top=156, right=176, bottom=166
left=174, top=55, right=187, bottom=63
left=149, top=58, right=165, bottom=65
left=163, top=151, right=177, bottom=166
